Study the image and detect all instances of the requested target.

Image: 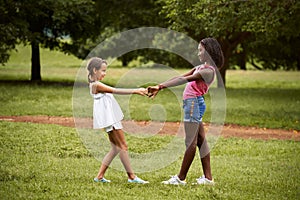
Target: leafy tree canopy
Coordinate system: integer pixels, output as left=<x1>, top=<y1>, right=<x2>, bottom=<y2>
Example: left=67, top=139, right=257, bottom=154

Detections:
left=160, top=0, right=300, bottom=84
left=0, top=0, right=98, bottom=80
left=1, top=0, right=299, bottom=82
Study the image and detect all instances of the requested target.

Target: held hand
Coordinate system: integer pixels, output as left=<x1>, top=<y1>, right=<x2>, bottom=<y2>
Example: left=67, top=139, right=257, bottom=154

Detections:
left=147, top=85, right=160, bottom=99
left=135, top=88, right=148, bottom=96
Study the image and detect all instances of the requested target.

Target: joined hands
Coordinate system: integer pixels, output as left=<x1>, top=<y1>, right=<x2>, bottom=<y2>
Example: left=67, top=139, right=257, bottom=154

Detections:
left=135, top=85, right=161, bottom=99
left=146, top=85, right=160, bottom=99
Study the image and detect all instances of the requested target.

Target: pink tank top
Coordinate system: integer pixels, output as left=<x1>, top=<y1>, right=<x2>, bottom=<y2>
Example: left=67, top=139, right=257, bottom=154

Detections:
left=183, top=65, right=215, bottom=100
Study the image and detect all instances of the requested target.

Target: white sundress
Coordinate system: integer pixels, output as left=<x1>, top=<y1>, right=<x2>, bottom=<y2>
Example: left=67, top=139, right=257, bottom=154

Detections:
left=90, top=83, right=124, bottom=130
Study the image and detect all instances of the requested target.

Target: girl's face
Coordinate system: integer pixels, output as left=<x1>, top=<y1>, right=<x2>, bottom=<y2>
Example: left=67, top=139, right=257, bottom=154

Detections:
left=94, top=63, right=107, bottom=81
left=197, top=43, right=206, bottom=62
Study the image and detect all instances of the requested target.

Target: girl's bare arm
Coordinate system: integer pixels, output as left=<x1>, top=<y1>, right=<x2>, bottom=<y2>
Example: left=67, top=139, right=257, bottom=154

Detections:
left=158, top=69, right=202, bottom=89
left=147, top=68, right=201, bottom=98
left=92, top=82, right=147, bottom=96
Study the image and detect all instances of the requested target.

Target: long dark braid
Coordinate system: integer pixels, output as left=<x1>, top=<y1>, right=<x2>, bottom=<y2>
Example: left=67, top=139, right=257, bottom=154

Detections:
left=200, top=38, right=224, bottom=69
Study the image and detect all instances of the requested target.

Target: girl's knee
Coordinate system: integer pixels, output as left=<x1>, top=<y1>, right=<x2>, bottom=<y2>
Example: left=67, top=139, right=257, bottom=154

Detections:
left=197, top=134, right=205, bottom=145
left=185, top=139, right=197, bottom=149
left=118, top=141, right=128, bottom=151
left=185, top=134, right=198, bottom=149
left=111, top=141, right=128, bottom=151
left=120, top=144, right=128, bottom=151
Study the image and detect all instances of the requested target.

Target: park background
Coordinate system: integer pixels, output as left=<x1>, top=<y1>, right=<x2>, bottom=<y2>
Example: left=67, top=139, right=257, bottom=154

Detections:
left=1, top=0, right=299, bottom=199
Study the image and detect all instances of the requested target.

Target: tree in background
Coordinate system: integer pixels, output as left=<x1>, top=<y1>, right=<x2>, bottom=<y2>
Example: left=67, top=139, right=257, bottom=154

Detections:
left=1, top=0, right=98, bottom=81
left=232, top=1, right=300, bottom=71
left=80, top=0, right=198, bottom=69
left=1, top=0, right=299, bottom=84
left=73, top=0, right=167, bottom=66
left=0, top=0, right=27, bottom=65
left=161, top=0, right=300, bottom=86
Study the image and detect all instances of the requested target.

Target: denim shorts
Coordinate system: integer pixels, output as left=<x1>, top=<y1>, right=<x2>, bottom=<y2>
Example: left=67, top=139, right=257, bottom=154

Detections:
left=183, top=96, right=206, bottom=123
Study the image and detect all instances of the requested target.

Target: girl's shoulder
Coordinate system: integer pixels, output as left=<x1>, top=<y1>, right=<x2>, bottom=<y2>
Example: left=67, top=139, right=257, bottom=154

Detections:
left=90, top=81, right=101, bottom=85
left=89, top=81, right=96, bottom=90
left=89, top=81, right=105, bottom=94
left=90, top=81, right=106, bottom=87
left=197, top=64, right=215, bottom=71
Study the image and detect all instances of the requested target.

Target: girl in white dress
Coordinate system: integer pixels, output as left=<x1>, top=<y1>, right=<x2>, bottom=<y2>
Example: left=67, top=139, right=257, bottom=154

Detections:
left=87, top=57, right=149, bottom=184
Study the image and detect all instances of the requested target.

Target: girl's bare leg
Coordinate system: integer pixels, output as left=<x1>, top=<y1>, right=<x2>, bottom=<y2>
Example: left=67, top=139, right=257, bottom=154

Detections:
left=197, top=123, right=212, bottom=180
left=108, top=129, right=135, bottom=179
left=96, top=135, right=119, bottom=179
left=178, top=122, right=199, bottom=180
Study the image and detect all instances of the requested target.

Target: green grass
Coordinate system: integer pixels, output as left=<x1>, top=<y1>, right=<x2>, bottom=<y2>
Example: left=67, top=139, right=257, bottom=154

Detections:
left=1, top=45, right=300, bottom=130
left=1, top=45, right=300, bottom=199
left=226, top=70, right=300, bottom=89
left=225, top=70, right=300, bottom=130
left=0, top=81, right=73, bottom=116
left=1, top=74, right=299, bottom=130
left=225, top=87, right=300, bottom=129
left=0, top=121, right=299, bottom=199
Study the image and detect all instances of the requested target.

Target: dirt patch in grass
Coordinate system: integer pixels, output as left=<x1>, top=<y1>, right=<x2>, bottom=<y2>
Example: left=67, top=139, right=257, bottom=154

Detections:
left=0, top=115, right=299, bottom=141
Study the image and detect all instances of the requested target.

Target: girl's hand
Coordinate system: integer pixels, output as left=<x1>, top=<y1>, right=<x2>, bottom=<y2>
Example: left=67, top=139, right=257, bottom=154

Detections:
left=134, top=88, right=148, bottom=96
left=147, top=85, right=160, bottom=99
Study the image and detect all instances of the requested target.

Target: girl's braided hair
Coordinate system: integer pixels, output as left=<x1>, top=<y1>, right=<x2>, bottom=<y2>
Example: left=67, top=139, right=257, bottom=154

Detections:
left=200, top=38, right=224, bottom=69
left=86, top=57, right=107, bottom=83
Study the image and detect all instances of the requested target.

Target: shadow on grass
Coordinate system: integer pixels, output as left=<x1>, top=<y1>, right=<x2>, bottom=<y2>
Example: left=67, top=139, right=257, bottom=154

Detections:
left=0, top=79, right=120, bottom=88
left=0, top=79, right=77, bottom=87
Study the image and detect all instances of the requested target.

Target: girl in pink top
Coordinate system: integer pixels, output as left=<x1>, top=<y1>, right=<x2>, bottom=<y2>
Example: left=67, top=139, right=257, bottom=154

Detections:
left=148, top=38, right=224, bottom=185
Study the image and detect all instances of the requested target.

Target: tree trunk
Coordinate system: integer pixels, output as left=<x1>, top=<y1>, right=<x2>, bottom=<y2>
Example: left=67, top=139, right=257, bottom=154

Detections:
left=122, top=59, right=128, bottom=67
left=218, top=64, right=227, bottom=88
left=218, top=44, right=230, bottom=88
left=31, top=42, right=41, bottom=81
left=297, top=55, right=300, bottom=71
left=218, top=39, right=231, bottom=88
left=238, top=47, right=246, bottom=70
left=250, top=58, right=263, bottom=70
left=217, top=32, right=252, bottom=87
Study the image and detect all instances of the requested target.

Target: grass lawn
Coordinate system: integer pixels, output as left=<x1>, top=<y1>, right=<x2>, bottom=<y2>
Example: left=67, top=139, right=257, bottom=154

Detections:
left=0, top=121, right=299, bottom=200
left=0, top=45, right=299, bottom=199
left=0, top=72, right=299, bottom=130
left=1, top=45, right=300, bottom=130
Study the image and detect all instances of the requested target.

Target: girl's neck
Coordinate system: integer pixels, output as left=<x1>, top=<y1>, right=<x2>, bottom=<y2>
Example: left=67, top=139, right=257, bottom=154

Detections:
left=90, top=75, right=98, bottom=83
left=204, top=61, right=214, bottom=67
left=89, top=79, right=98, bottom=83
